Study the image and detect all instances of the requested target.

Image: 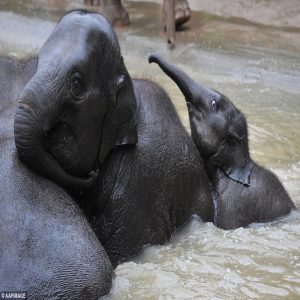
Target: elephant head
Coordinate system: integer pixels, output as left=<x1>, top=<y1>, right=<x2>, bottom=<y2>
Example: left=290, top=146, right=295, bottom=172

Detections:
left=14, top=11, right=137, bottom=190
left=149, top=54, right=252, bottom=185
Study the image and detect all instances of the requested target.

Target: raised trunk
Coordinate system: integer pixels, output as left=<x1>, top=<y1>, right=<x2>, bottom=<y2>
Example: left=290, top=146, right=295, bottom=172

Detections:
left=149, top=54, right=199, bottom=102
left=148, top=54, right=217, bottom=104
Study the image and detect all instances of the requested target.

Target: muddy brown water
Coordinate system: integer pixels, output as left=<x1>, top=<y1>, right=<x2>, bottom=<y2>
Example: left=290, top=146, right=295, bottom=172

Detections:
left=0, top=1, right=299, bottom=299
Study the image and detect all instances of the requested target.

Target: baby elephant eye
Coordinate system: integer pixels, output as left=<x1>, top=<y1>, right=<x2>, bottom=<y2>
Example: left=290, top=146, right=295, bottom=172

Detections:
left=210, top=97, right=219, bottom=112
left=70, top=72, right=84, bottom=99
left=210, top=99, right=218, bottom=111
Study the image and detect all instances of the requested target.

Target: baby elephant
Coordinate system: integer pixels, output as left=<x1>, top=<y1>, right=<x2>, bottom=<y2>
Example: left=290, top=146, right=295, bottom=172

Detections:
left=149, top=54, right=295, bottom=230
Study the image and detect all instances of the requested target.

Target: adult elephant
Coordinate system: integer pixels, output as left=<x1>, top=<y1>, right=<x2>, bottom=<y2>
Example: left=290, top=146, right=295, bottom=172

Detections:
left=0, top=57, right=113, bottom=298
left=14, top=11, right=213, bottom=267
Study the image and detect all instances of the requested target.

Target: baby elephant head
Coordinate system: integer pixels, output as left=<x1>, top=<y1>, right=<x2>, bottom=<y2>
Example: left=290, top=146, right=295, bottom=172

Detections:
left=149, top=54, right=252, bottom=185
left=14, top=11, right=137, bottom=190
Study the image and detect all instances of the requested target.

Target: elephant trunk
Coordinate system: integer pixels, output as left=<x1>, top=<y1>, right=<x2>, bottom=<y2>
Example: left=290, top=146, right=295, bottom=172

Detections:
left=14, top=87, right=97, bottom=190
left=148, top=54, right=217, bottom=105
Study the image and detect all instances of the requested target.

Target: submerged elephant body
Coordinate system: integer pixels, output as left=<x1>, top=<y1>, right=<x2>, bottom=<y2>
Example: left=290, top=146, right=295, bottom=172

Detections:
left=150, top=54, right=295, bottom=230
left=210, top=162, right=295, bottom=229
left=80, top=79, right=213, bottom=266
left=0, top=57, right=113, bottom=299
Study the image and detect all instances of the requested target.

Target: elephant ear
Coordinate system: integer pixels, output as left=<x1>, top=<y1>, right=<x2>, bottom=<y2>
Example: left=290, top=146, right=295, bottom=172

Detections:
left=99, top=74, right=138, bottom=163
left=222, top=160, right=253, bottom=186
left=224, top=115, right=253, bottom=186
left=210, top=123, right=253, bottom=186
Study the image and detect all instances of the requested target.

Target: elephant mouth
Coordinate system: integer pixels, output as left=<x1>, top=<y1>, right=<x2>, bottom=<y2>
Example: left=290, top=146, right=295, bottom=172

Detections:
left=187, top=102, right=205, bottom=123
left=45, top=121, right=92, bottom=177
left=192, top=132, right=219, bottom=160
left=205, top=140, right=227, bottom=163
left=196, top=140, right=217, bottom=159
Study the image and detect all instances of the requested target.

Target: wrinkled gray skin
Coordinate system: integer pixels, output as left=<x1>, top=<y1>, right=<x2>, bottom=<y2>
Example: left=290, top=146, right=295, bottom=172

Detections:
left=0, top=58, right=113, bottom=298
left=149, top=54, right=296, bottom=230
left=14, top=11, right=213, bottom=267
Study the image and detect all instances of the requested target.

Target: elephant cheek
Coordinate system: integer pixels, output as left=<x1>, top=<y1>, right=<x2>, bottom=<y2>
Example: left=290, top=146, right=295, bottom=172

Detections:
left=46, top=122, right=88, bottom=177
left=191, top=125, right=217, bottom=158
left=46, top=120, right=101, bottom=177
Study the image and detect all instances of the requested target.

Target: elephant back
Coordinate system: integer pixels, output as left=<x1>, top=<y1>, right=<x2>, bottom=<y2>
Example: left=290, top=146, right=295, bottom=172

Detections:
left=85, top=79, right=214, bottom=267
left=133, top=79, right=214, bottom=225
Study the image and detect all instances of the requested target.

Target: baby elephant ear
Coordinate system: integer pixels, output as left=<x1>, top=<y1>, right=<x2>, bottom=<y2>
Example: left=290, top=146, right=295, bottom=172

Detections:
left=222, top=162, right=253, bottom=186
left=211, top=120, right=252, bottom=186
left=228, top=122, right=244, bottom=142
left=99, top=75, right=138, bottom=164
left=222, top=114, right=253, bottom=185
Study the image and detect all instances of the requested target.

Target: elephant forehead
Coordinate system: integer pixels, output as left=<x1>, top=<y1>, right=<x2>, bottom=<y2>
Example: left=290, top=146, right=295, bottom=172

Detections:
left=40, top=11, right=117, bottom=60
left=61, top=11, right=114, bottom=36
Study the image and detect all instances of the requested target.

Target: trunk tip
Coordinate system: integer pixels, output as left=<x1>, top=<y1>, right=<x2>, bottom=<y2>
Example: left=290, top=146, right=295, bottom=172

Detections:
left=148, top=54, right=161, bottom=65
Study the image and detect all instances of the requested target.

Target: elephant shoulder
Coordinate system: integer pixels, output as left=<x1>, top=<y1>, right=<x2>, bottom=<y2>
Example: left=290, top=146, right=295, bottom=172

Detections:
left=133, top=79, right=181, bottom=122
left=132, top=78, right=168, bottom=98
left=0, top=141, right=112, bottom=299
left=133, top=79, right=206, bottom=158
left=132, top=79, right=213, bottom=222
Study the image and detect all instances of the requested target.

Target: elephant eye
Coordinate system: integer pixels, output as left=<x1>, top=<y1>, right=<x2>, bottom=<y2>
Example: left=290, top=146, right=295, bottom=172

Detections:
left=210, top=97, right=218, bottom=112
left=70, top=72, right=84, bottom=100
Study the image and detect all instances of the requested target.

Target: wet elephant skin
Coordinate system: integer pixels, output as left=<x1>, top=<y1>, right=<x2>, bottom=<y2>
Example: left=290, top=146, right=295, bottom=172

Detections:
left=0, top=57, right=113, bottom=299
left=149, top=54, right=296, bottom=230
left=12, top=11, right=214, bottom=268
left=78, top=79, right=214, bottom=267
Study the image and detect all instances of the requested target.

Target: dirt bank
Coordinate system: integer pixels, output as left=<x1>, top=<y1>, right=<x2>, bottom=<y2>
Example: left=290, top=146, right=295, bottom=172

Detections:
left=134, top=0, right=300, bottom=29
